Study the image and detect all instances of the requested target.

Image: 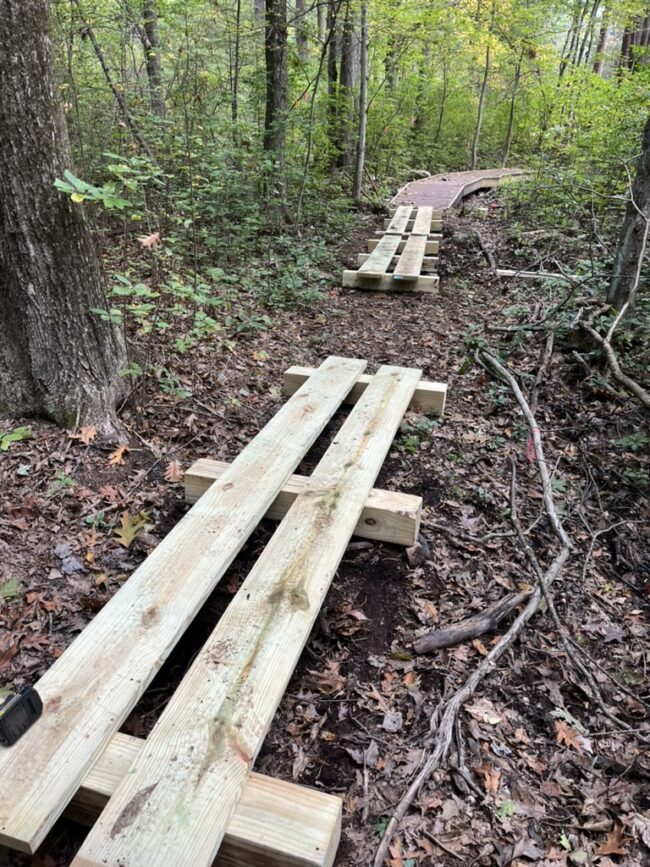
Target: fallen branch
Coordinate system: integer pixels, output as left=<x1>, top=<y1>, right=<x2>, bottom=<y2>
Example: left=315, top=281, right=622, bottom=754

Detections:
left=579, top=319, right=650, bottom=409
left=529, top=332, right=554, bottom=416
left=372, top=350, right=572, bottom=867
left=413, top=590, right=531, bottom=653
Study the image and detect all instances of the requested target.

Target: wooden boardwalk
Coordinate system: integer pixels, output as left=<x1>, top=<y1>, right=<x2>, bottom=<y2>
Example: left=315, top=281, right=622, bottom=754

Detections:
left=392, top=168, right=525, bottom=209
left=0, top=358, right=448, bottom=867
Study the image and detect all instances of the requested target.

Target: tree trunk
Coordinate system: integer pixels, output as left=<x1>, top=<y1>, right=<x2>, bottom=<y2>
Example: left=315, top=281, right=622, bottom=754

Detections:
left=592, top=9, right=609, bottom=75
left=263, top=0, right=288, bottom=194
left=317, top=0, right=325, bottom=42
left=336, top=2, right=358, bottom=167
left=619, top=27, right=633, bottom=72
left=327, top=0, right=340, bottom=156
left=502, top=55, right=521, bottom=167
left=142, top=1, right=165, bottom=117
left=471, top=33, right=492, bottom=168
left=231, top=0, right=242, bottom=127
left=433, top=57, right=448, bottom=147
left=0, top=0, right=127, bottom=434
left=352, top=1, right=368, bottom=205
left=606, top=113, right=650, bottom=310
left=295, top=0, right=308, bottom=62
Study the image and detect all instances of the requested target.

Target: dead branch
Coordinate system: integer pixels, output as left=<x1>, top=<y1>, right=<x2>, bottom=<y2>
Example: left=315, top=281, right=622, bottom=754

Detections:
left=579, top=319, right=650, bottom=409
left=372, top=351, right=572, bottom=867
left=529, top=331, right=554, bottom=416
left=414, top=590, right=531, bottom=653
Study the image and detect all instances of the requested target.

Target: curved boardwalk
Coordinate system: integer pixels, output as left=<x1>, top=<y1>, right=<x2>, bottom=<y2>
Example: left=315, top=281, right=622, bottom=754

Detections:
left=392, top=167, right=525, bottom=209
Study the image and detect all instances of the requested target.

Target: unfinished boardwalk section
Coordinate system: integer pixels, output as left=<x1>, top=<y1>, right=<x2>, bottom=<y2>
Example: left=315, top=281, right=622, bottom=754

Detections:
left=392, top=167, right=526, bottom=209
left=0, top=357, right=448, bottom=867
left=343, top=205, right=441, bottom=294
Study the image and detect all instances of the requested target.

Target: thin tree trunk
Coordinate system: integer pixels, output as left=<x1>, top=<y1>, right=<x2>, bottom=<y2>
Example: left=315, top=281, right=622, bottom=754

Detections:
left=317, top=0, right=325, bottom=42
left=619, top=27, right=633, bottom=72
left=352, top=1, right=368, bottom=205
left=337, top=2, right=358, bottom=167
left=433, top=57, right=448, bottom=146
left=327, top=0, right=340, bottom=155
left=231, top=0, right=242, bottom=127
left=471, top=7, right=494, bottom=170
left=606, top=113, right=650, bottom=309
left=263, top=0, right=288, bottom=196
left=575, top=0, right=600, bottom=67
left=0, top=0, right=127, bottom=433
left=502, top=55, right=521, bottom=167
left=295, top=0, right=308, bottom=62
left=592, top=9, right=609, bottom=75
left=142, top=1, right=165, bottom=117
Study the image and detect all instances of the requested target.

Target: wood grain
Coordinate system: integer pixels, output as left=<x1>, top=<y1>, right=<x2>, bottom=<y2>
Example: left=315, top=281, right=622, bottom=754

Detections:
left=357, top=233, right=401, bottom=276
left=184, top=458, right=422, bottom=546
left=393, top=234, right=427, bottom=279
left=73, top=365, right=421, bottom=867
left=0, top=356, right=365, bottom=855
left=385, top=205, right=413, bottom=234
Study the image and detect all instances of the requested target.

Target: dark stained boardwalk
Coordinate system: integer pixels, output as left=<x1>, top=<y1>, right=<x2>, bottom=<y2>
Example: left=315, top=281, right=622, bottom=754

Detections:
left=392, top=168, right=526, bottom=209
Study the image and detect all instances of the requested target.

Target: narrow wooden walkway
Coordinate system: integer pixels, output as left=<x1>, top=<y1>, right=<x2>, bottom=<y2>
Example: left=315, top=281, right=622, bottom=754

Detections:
left=392, top=168, right=525, bottom=209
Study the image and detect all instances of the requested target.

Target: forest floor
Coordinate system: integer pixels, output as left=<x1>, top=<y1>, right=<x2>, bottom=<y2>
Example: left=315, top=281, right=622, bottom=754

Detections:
left=1, top=187, right=649, bottom=867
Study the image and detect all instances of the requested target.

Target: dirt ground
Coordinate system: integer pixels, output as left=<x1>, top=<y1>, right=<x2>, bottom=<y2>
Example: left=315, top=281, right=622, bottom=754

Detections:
left=1, top=189, right=649, bottom=867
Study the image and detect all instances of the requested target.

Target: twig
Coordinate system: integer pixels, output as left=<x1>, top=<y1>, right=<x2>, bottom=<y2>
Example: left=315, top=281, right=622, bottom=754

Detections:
left=579, top=320, right=650, bottom=409
left=372, top=350, right=572, bottom=867
left=529, top=332, right=554, bottom=416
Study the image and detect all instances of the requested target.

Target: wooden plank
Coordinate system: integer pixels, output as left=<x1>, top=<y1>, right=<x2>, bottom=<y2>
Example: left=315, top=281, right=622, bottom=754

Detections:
left=382, top=219, right=443, bottom=233
left=367, top=238, right=439, bottom=255
left=342, top=270, right=438, bottom=294
left=66, top=732, right=341, bottom=867
left=393, top=234, right=427, bottom=279
left=411, top=207, right=433, bottom=235
left=284, top=365, right=447, bottom=416
left=357, top=253, right=438, bottom=273
left=73, top=367, right=421, bottom=867
left=389, top=207, right=442, bottom=220
left=385, top=205, right=412, bottom=234
left=357, top=233, right=401, bottom=277
left=496, top=268, right=579, bottom=282
left=184, top=458, right=422, bottom=546
left=374, top=230, right=441, bottom=240
left=0, top=356, right=366, bottom=855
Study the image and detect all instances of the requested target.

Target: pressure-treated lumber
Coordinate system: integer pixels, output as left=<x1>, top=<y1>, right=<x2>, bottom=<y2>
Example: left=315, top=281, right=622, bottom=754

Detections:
left=385, top=205, right=412, bottom=234
left=383, top=218, right=443, bottom=233
left=373, top=230, right=441, bottom=240
left=66, top=732, right=342, bottom=867
left=388, top=207, right=442, bottom=220
left=342, top=270, right=438, bottom=293
left=73, top=365, right=421, bottom=867
left=496, top=268, right=580, bottom=282
left=357, top=253, right=438, bottom=273
left=411, top=207, right=434, bottom=236
left=283, top=365, right=447, bottom=416
left=367, top=238, right=439, bottom=255
left=357, top=233, right=402, bottom=277
left=393, top=234, right=427, bottom=279
left=185, top=458, right=422, bottom=546
left=0, top=356, right=366, bottom=855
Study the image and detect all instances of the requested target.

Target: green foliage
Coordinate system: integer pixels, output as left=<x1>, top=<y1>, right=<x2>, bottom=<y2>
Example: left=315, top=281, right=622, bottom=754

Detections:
left=54, top=169, right=131, bottom=209
left=0, top=427, right=33, bottom=452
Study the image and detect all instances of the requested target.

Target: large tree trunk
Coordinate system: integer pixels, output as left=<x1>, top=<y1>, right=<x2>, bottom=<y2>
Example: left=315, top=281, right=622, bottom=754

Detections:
left=0, top=0, right=127, bottom=434
left=606, top=113, right=650, bottom=310
left=336, top=2, right=359, bottom=168
left=352, top=1, right=368, bottom=205
left=142, top=1, right=165, bottom=117
left=295, top=0, right=309, bottom=62
left=263, top=0, right=288, bottom=196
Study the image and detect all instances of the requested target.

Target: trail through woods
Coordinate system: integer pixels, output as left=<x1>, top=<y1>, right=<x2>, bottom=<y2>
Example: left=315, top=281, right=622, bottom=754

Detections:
left=1, top=189, right=649, bottom=866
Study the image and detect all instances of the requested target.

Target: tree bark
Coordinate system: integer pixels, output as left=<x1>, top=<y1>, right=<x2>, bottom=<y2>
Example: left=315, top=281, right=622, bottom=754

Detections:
left=606, top=113, right=650, bottom=309
left=592, top=9, right=609, bottom=75
left=263, top=0, right=288, bottom=195
left=0, top=0, right=127, bottom=433
left=142, top=1, right=165, bottom=117
left=471, top=32, right=492, bottom=168
left=502, top=55, right=521, bottom=167
left=295, top=0, right=308, bottom=62
left=352, top=1, right=368, bottom=205
left=336, top=2, right=359, bottom=167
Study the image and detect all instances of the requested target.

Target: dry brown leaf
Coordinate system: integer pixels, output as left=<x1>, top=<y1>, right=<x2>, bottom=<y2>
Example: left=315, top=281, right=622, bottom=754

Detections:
left=482, top=764, right=501, bottom=794
left=164, top=460, right=184, bottom=483
left=472, top=638, right=488, bottom=656
left=113, top=511, right=151, bottom=549
left=138, top=231, right=161, bottom=249
left=305, top=660, right=345, bottom=695
left=107, top=444, right=129, bottom=466
left=595, top=824, right=630, bottom=857
left=68, top=425, right=97, bottom=445
left=554, top=719, right=582, bottom=752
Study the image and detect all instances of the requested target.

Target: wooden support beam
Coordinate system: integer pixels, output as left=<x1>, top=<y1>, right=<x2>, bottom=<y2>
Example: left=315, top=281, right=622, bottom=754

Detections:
left=373, top=230, right=441, bottom=241
left=72, top=366, right=421, bottom=867
left=0, top=356, right=366, bottom=855
left=342, top=270, right=439, bottom=294
left=184, top=458, right=422, bottom=546
left=356, top=253, right=438, bottom=273
left=65, top=732, right=342, bottom=867
left=384, top=218, right=443, bottom=233
left=388, top=207, right=442, bottom=220
left=367, top=238, right=439, bottom=255
left=284, top=365, right=447, bottom=416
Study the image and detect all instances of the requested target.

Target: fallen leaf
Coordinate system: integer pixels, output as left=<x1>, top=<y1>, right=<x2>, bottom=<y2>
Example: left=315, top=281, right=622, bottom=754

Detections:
left=482, top=764, right=501, bottom=794
left=472, top=638, right=488, bottom=656
left=68, top=425, right=97, bottom=445
left=138, top=231, right=161, bottom=249
left=465, top=697, right=502, bottom=725
left=595, top=824, right=630, bottom=857
left=108, top=445, right=129, bottom=466
left=555, top=720, right=582, bottom=752
left=305, top=660, right=345, bottom=695
left=113, top=511, right=151, bottom=549
left=164, top=460, right=184, bottom=482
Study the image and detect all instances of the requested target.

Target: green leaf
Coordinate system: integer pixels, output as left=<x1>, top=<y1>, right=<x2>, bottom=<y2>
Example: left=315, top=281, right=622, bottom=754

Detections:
left=71, top=192, right=86, bottom=203
left=497, top=800, right=517, bottom=817
left=0, top=426, right=33, bottom=451
left=559, top=832, right=571, bottom=850
left=0, top=578, right=21, bottom=600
